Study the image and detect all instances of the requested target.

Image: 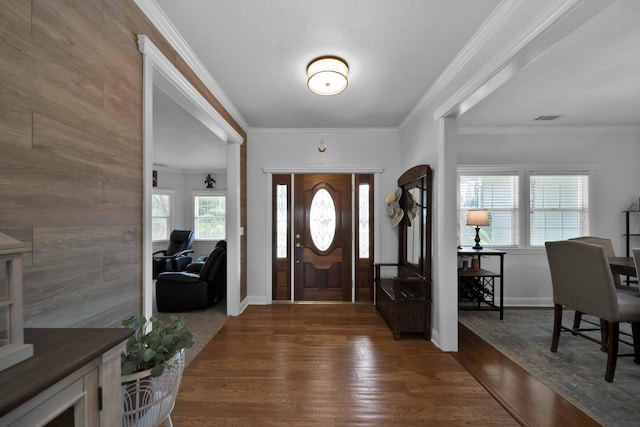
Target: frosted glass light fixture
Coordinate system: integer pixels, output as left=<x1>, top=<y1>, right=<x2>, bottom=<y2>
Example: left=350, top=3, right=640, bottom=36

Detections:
left=307, top=56, right=348, bottom=95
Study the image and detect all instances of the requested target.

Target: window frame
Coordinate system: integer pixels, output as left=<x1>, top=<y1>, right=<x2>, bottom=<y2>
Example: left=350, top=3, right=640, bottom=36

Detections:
left=458, top=169, right=520, bottom=249
left=151, top=189, right=174, bottom=243
left=458, top=165, right=595, bottom=250
left=191, top=190, right=226, bottom=241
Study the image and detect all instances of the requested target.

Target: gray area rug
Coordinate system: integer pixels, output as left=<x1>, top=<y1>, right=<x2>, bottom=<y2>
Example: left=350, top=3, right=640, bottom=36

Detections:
left=459, top=310, right=640, bottom=427
left=154, top=298, right=228, bottom=366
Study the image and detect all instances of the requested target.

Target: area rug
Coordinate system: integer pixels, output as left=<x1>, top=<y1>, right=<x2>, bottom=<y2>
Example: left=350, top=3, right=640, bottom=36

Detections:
left=459, top=309, right=640, bottom=427
left=155, top=299, right=228, bottom=366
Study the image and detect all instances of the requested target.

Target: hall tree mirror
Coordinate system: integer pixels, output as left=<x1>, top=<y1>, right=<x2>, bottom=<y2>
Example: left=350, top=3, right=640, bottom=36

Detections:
left=405, top=186, right=422, bottom=265
left=398, top=165, right=432, bottom=278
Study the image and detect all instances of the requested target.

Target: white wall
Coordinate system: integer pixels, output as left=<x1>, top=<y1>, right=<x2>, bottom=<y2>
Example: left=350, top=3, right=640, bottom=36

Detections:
left=153, top=168, right=227, bottom=258
left=458, top=129, right=640, bottom=306
left=246, top=129, right=403, bottom=304
left=394, top=0, right=619, bottom=352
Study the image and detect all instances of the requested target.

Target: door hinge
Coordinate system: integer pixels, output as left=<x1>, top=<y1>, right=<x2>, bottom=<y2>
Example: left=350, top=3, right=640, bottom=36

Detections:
left=98, top=386, right=103, bottom=411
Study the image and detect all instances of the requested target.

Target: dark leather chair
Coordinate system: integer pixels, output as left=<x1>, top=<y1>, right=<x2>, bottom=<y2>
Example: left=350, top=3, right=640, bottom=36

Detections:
left=153, top=230, right=195, bottom=278
left=155, top=240, right=227, bottom=312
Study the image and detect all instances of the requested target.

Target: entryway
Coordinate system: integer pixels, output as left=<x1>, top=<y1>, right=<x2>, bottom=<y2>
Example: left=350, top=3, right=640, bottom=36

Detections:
left=272, top=173, right=374, bottom=302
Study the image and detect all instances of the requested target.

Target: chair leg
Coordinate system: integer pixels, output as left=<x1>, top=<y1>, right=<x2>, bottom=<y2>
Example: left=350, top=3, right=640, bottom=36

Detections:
left=604, top=321, right=619, bottom=382
left=572, top=311, right=582, bottom=334
left=600, top=319, right=608, bottom=352
left=632, top=321, right=640, bottom=364
left=551, top=304, right=562, bottom=352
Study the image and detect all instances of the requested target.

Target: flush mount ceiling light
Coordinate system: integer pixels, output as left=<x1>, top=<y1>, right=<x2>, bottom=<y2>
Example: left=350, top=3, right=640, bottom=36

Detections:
left=306, top=56, right=349, bottom=95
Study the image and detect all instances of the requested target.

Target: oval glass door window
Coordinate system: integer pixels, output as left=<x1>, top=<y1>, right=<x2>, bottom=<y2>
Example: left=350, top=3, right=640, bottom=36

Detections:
left=309, top=188, right=336, bottom=251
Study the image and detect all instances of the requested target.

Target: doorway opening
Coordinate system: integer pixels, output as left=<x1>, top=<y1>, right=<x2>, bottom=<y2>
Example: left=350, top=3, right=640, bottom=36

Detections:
left=138, top=35, right=244, bottom=319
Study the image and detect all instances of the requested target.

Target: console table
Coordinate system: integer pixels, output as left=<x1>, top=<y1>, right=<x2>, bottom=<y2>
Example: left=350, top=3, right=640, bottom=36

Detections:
left=0, top=328, right=132, bottom=426
left=457, top=247, right=506, bottom=319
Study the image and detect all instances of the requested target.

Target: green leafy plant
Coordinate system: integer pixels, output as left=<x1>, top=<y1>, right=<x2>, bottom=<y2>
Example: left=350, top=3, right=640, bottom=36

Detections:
left=121, top=315, right=194, bottom=377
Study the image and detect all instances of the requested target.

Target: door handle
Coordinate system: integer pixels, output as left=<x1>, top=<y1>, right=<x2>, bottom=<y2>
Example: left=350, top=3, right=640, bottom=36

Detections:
left=295, top=242, right=304, bottom=248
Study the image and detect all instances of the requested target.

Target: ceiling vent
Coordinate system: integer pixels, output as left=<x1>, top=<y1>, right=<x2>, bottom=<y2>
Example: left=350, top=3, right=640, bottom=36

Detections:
left=533, top=115, right=562, bottom=121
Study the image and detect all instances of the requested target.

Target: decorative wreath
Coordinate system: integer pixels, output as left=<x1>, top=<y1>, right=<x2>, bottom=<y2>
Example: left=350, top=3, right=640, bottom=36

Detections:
left=385, top=187, right=403, bottom=227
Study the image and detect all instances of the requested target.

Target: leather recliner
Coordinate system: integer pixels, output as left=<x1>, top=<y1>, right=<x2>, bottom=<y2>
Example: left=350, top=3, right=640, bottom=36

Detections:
left=155, top=240, right=227, bottom=312
left=152, top=230, right=195, bottom=278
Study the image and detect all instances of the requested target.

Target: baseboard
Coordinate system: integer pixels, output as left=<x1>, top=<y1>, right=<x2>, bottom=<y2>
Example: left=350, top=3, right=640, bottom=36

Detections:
left=503, top=297, right=553, bottom=307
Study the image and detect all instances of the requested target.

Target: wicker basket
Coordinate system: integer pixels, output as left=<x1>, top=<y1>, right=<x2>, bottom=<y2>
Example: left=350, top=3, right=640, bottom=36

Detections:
left=121, top=349, right=185, bottom=427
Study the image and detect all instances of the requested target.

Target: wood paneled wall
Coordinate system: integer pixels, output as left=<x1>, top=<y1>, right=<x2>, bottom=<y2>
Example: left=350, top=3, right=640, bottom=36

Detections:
left=0, top=0, right=247, bottom=327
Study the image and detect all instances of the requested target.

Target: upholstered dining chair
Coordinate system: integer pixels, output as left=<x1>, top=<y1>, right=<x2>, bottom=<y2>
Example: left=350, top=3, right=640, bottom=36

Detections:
left=568, top=236, right=625, bottom=330
left=633, top=248, right=640, bottom=286
left=545, top=240, right=640, bottom=382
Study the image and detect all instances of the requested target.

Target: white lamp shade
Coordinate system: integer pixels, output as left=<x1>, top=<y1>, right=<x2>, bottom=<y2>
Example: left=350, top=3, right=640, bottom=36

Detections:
left=307, top=57, right=348, bottom=95
left=466, top=209, right=489, bottom=226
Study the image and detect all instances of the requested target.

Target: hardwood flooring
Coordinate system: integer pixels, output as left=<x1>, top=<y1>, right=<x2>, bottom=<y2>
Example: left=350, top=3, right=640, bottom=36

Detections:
left=454, top=323, right=600, bottom=427
left=172, top=304, right=596, bottom=426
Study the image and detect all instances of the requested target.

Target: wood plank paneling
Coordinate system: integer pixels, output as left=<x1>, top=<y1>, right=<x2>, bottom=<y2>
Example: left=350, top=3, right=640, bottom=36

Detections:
left=0, top=0, right=31, bottom=34
left=25, top=276, right=139, bottom=328
left=23, top=256, right=104, bottom=303
left=0, top=0, right=247, bottom=327
left=0, top=111, right=31, bottom=149
left=33, top=113, right=137, bottom=172
left=32, top=225, right=138, bottom=264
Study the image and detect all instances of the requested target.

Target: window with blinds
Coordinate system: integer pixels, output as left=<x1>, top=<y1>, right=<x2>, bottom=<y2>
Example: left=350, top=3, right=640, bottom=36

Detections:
left=458, top=167, right=592, bottom=249
left=529, top=174, right=589, bottom=246
left=459, top=173, right=519, bottom=247
left=152, top=192, right=172, bottom=241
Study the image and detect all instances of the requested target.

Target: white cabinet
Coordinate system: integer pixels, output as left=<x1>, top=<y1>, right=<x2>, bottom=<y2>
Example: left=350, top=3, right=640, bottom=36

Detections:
left=0, top=328, right=131, bottom=426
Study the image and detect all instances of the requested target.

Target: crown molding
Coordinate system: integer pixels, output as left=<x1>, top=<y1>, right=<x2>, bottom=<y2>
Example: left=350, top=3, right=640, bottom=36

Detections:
left=263, top=166, right=384, bottom=174
left=458, top=125, right=640, bottom=135
left=433, top=0, right=613, bottom=121
left=400, top=0, right=525, bottom=129
left=134, top=0, right=249, bottom=131
left=137, top=35, right=243, bottom=145
left=248, top=127, right=399, bottom=134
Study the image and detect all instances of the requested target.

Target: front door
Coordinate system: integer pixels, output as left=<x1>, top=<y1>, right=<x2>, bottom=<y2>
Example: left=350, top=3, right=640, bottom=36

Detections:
left=294, top=174, right=352, bottom=301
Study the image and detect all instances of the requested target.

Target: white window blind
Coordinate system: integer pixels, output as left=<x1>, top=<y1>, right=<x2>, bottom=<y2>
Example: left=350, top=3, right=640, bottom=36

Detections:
left=152, top=193, right=171, bottom=241
left=529, top=174, right=589, bottom=246
left=459, top=173, right=519, bottom=247
left=194, top=195, right=226, bottom=240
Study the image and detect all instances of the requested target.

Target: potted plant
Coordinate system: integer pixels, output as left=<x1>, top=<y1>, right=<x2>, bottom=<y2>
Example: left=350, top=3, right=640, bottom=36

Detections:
left=121, top=315, right=194, bottom=427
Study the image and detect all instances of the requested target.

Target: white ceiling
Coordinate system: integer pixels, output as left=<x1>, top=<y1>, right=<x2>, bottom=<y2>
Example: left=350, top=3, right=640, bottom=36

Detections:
left=153, top=87, right=227, bottom=171
left=151, top=0, right=640, bottom=170
left=154, top=0, right=501, bottom=128
left=459, top=0, right=640, bottom=128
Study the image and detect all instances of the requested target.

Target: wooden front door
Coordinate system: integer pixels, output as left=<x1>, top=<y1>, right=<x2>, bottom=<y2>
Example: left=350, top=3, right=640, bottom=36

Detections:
left=294, top=174, right=352, bottom=301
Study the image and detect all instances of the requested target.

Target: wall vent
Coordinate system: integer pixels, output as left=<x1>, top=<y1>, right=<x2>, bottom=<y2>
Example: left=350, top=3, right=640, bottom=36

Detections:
left=533, top=115, right=562, bottom=121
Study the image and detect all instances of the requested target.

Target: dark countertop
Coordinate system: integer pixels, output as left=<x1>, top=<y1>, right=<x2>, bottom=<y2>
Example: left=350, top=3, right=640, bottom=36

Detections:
left=0, top=328, right=132, bottom=416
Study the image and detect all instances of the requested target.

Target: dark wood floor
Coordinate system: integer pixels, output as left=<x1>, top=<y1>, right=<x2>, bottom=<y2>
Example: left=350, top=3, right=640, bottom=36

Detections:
left=172, top=304, right=598, bottom=426
left=455, top=323, right=600, bottom=427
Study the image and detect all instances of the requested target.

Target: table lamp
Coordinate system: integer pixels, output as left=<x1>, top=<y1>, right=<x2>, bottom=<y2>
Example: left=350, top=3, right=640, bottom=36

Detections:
left=466, top=209, right=489, bottom=249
